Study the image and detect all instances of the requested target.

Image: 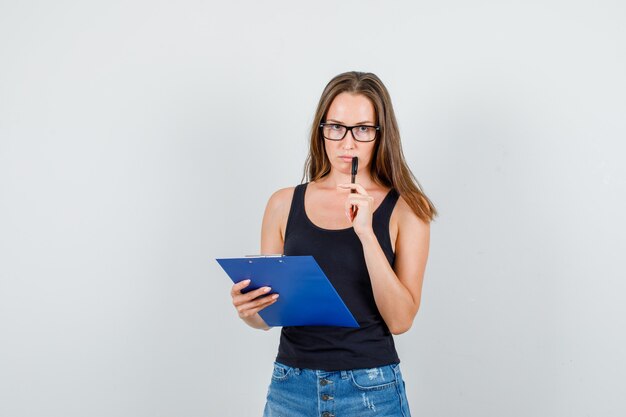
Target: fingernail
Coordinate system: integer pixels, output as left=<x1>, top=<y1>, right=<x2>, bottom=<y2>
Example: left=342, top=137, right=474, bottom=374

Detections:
left=263, top=287, right=271, bottom=292
left=243, top=279, right=250, bottom=284
left=272, top=294, right=279, bottom=299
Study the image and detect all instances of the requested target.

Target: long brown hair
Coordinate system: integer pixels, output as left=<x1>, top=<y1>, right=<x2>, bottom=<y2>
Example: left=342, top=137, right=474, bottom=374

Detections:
left=303, top=71, right=438, bottom=223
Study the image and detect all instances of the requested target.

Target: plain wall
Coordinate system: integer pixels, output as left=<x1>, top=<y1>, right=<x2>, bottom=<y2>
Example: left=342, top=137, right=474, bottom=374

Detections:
left=1, top=1, right=625, bottom=416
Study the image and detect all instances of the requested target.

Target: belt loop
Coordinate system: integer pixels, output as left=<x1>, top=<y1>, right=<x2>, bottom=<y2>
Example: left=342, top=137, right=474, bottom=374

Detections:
left=294, top=367, right=301, bottom=375
left=340, top=370, right=349, bottom=379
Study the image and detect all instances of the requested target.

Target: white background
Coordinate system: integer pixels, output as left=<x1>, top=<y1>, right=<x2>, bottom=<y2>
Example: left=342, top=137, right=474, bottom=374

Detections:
left=1, top=1, right=625, bottom=416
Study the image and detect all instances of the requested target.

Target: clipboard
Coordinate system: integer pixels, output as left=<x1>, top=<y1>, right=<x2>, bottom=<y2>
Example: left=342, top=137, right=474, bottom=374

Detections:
left=216, top=255, right=359, bottom=328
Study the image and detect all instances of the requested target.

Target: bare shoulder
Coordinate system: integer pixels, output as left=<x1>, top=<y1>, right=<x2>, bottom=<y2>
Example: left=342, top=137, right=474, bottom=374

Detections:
left=266, top=186, right=296, bottom=212
left=391, top=194, right=431, bottom=277
left=393, top=194, right=431, bottom=234
left=263, top=186, right=296, bottom=240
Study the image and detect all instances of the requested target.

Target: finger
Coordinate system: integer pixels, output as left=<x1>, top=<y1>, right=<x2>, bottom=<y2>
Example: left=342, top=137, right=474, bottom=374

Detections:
left=233, top=286, right=272, bottom=306
left=337, top=183, right=368, bottom=195
left=344, top=195, right=373, bottom=212
left=231, top=279, right=251, bottom=297
left=246, top=295, right=279, bottom=316
left=346, top=207, right=357, bottom=222
left=237, top=294, right=280, bottom=318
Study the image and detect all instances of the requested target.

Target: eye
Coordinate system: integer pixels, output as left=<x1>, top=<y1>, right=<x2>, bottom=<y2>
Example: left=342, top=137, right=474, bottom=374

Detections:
left=358, top=126, right=370, bottom=132
left=330, top=124, right=343, bottom=130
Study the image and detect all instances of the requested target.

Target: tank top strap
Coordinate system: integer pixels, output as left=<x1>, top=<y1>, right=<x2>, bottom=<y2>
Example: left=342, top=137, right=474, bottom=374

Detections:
left=374, top=188, right=400, bottom=223
left=373, top=188, right=399, bottom=261
left=284, top=183, right=308, bottom=240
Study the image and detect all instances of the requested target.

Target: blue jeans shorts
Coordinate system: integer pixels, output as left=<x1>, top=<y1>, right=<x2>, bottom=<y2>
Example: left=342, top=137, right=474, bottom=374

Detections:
left=263, top=361, right=411, bottom=417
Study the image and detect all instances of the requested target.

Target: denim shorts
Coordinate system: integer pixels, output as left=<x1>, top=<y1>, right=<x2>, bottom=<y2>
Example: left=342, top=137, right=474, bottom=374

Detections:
left=263, top=361, right=411, bottom=417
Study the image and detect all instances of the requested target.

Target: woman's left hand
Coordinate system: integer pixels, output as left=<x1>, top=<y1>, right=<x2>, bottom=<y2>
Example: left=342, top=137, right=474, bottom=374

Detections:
left=337, top=183, right=375, bottom=237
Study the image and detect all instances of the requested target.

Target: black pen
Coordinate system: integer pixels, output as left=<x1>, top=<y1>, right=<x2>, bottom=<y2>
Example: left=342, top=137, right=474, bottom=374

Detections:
left=350, top=157, right=358, bottom=219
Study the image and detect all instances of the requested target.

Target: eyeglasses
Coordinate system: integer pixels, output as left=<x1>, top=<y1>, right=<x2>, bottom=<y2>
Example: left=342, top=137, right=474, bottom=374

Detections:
left=319, top=122, right=380, bottom=142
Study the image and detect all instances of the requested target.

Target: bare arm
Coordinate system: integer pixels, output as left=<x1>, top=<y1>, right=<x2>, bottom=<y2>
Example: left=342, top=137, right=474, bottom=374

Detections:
left=229, top=187, right=293, bottom=330
left=340, top=184, right=430, bottom=335
left=360, top=202, right=430, bottom=334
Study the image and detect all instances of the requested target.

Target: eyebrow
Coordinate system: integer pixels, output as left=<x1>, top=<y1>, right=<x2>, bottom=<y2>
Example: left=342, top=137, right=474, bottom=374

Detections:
left=326, top=119, right=375, bottom=125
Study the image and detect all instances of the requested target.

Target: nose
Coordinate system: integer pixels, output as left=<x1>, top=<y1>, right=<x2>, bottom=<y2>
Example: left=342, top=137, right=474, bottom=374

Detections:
left=342, top=129, right=357, bottom=149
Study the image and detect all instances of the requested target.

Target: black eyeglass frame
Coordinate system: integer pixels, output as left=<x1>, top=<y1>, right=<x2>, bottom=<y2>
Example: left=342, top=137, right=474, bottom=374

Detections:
left=319, top=122, right=381, bottom=142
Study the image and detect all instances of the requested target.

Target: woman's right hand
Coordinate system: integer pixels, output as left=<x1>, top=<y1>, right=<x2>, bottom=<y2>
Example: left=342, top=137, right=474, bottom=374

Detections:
left=230, top=279, right=279, bottom=329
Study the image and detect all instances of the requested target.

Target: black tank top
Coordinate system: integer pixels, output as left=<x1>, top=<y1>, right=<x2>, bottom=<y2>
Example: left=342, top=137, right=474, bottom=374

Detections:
left=276, top=182, right=401, bottom=371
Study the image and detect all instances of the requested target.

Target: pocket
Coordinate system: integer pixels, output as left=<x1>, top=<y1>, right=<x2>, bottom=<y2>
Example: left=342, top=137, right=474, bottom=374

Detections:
left=350, top=365, right=397, bottom=391
left=271, top=362, right=293, bottom=382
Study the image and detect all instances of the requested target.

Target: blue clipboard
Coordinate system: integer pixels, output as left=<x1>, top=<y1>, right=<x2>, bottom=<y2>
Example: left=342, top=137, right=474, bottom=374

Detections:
left=216, top=255, right=359, bottom=328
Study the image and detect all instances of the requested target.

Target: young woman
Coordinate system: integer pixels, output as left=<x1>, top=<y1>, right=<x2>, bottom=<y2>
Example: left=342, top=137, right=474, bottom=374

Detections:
left=230, top=71, right=437, bottom=417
